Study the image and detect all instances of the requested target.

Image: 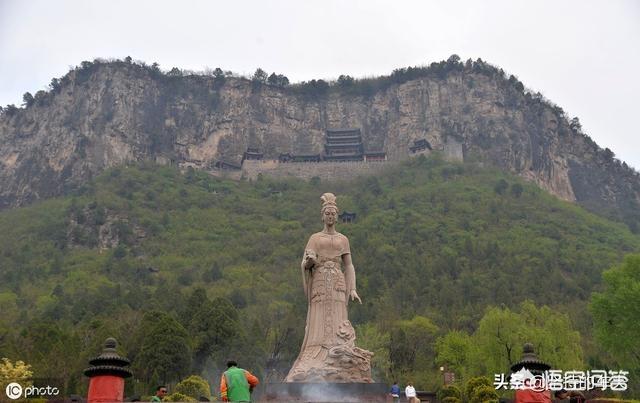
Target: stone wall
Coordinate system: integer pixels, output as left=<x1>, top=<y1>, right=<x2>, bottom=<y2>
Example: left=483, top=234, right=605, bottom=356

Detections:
left=241, top=159, right=397, bottom=182
left=444, top=137, right=464, bottom=162
left=240, top=144, right=468, bottom=182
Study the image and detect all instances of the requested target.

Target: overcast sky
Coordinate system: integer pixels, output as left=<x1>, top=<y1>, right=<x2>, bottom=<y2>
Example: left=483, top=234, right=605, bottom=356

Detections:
left=1, top=0, right=639, bottom=169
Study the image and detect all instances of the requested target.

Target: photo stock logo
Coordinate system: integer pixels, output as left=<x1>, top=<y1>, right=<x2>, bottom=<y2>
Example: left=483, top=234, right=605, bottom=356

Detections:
left=5, top=383, right=22, bottom=400
left=4, top=381, right=60, bottom=400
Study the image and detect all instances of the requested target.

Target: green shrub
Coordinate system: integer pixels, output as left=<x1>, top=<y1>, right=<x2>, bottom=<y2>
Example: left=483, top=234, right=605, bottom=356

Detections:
left=466, top=376, right=493, bottom=400
left=471, top=385, right=498, bottom=403
left=164, top=392, right=196, bottom=402
left=438, top=384, right=462, bottom=401
left=174, top=375, right=211, bottom=400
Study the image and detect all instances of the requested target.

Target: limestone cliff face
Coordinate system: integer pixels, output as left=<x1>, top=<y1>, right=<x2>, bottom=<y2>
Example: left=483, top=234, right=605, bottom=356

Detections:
left=1, top=61, right=639, bottom=228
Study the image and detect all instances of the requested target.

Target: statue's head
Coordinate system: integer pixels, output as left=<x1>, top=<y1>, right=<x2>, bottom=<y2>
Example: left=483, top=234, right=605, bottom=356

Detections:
left=320, top=193, right=338, bottom=225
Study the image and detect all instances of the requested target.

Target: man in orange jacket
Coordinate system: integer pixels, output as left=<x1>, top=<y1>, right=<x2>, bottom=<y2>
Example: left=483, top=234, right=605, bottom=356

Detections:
left=220, top=360, right=259, bottom=402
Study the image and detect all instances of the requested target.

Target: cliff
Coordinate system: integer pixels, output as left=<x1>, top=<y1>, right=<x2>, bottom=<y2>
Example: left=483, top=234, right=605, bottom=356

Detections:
left=1, top=58, right=639, bottom=230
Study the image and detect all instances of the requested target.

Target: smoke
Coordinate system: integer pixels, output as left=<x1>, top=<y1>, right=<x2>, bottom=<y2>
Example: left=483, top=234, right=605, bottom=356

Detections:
left=257, top=382, right=387, bottom=402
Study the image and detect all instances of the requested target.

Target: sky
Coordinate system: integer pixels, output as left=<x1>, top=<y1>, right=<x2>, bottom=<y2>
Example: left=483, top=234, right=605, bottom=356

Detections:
left=1, top=0, right=639, bottom=169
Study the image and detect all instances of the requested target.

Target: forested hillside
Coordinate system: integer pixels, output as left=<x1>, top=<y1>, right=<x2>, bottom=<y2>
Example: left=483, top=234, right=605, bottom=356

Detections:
left=0, top=155, right=638, bottom=396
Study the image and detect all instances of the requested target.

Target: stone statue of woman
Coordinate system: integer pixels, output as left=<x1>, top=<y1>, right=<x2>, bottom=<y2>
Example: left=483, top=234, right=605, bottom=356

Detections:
left=285, top=193, right=373, bottom=383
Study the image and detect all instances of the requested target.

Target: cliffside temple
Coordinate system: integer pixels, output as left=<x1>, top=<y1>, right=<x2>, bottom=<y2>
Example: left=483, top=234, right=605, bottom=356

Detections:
left=205, top=129, right=462, bottom=181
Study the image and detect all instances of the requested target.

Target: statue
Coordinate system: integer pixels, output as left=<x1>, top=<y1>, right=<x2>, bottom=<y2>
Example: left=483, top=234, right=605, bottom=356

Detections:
left=285, top=193, right=373, bottom=383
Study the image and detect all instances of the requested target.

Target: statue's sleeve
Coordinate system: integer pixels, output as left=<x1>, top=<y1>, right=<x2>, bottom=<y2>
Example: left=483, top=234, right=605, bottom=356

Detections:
left=301, top=235, right=317, bottom=298
left=342, top=236, right=351, bottom=256
left=343, top=236, right=356, bottom=300
left=305, top=235, right=317, bottom=254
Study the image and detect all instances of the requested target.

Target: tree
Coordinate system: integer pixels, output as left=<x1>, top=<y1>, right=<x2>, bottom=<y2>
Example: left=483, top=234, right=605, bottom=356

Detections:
left=447, top=54, right=461, bottom=64
left=435, top=330, right=473, bottom=380
left=22, top=92, right=34, bottom=107
left=390, top=316, right=438, bottom=375
left=252, top=68, right=268, bottom=84
left=590, top=254, right=640, bottom=369
left=34, top=90, right=48, bottom=106
left=603, top=148, right=615, bottom=161
left=50, top=77, right=61, bottom=92
left=167, top=67, right=182, bottom=77
left=569, top=117, right=582, bottom=133
left=267, top=73, right=289, bottom=87
left=356, top=323, right=391, bottom=381
left=470, top=302, right=582, bottom=376
left=494, top=179, right=508, bottom=195
left=16, top=321, right=81, bottom=394
left=510, top=183, right=524, bottom=198
left=134, top=311, right=191, bottom=383
left=470, top=307, right=522, bottom=375
left=80, top=60, right=93, bottom=70
left=0, top=358, right=33, bottom=395
left=188, top=296, right=244, bottom=372
left=337, top=75, right=355, bottom=88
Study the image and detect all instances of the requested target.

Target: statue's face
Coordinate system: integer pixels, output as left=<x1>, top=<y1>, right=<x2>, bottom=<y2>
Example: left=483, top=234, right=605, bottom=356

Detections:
left=322, top=207, right=337, bottom=225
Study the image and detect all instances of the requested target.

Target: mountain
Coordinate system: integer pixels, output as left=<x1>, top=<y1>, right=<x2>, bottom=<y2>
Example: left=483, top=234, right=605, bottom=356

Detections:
left=0, top=158, right=638, bottom=393
left=1, top=57, right=639, bottom=231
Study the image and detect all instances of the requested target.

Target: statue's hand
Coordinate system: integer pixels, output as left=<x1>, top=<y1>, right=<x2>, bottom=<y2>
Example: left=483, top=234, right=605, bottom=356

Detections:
left=350, top=290, right=362, bottom=304
left=304, top=250, right=317, bottom=269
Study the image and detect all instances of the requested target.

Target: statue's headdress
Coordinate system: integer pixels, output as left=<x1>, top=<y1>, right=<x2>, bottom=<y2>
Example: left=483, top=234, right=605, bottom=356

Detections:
left=320, top=193, right=339, bottom=213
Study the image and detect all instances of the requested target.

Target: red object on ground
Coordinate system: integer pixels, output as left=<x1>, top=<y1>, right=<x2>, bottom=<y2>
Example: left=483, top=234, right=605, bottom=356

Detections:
left=83, top=338, right=132, bottom=403
left=515, top=389, right=552, bottom=403
left=87, top=375, right=125, bottom=403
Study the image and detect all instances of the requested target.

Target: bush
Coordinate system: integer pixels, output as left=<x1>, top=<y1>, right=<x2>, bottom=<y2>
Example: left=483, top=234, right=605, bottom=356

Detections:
left=174, top=375, right=211, bottom=400
left=494, top=179, right=509, bottom=195
left=470, top=385, right=498, bottom=403
left=465, top=376, right=493, bottom=400
left=164, top=392, right=196, bottom=402
left=438, top=384, right=462, bottom=401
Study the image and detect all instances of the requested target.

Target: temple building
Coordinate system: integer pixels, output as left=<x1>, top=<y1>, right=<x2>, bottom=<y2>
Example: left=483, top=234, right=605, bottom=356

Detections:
left=279, top=153, right=321, bottom=162
left=410, top=139, right=432, bottom=153
left=324, top=128, right=364, bottom=161
left=214, top=160, right=242, bottom=170
left=364, top=151, right=387, bottom=162
left=339, top=211, right=357, bottom=223
left=242, top=147, right=264, bottom=163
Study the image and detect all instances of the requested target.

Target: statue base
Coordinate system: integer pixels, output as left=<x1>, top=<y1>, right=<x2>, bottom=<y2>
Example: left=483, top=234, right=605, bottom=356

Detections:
left=254, top=382, right=388, bottom=402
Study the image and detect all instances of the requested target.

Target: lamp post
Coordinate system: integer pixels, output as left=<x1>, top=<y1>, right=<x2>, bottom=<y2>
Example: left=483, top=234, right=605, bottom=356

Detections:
left=440, top=366, right=455, bottom=386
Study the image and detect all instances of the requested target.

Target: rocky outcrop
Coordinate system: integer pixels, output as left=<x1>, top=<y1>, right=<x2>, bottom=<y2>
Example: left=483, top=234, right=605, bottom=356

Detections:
left=1, top=60, right=639, bottom=230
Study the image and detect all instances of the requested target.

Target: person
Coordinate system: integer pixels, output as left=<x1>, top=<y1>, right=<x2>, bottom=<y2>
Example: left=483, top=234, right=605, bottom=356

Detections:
left=390, top=381, right=401, bottom=403
left=220, top=360, right=259, bottom=402
left=150, top=386, right=167, bottom=402
left=405, top=382, right=419, bottom=403
left=285, top=193, right=372, bottom=383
